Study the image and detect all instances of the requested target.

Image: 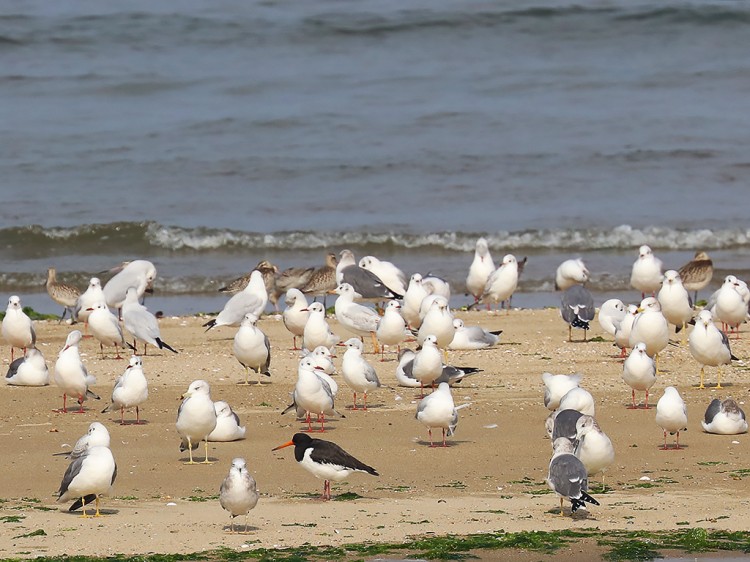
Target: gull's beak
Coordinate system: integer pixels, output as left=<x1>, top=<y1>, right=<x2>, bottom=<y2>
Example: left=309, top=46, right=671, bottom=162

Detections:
left=272, top=440, right=294, bottom=451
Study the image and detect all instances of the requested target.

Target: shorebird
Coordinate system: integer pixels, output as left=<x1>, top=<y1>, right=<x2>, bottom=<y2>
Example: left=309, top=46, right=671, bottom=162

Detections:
left=701, top=398, right=748, bottom=435
left=46, top=267, right=80, bottom=323
left=336, top=249, right=402, bottom=300
left=542, top=372, right=582, bottom=411
left=5, top=346, right=48, bottom=386
left=597, top=299, right=626, bottom=337
left=53, top=330, right=99, bottom=413
left=87, top=303, right=134, bottom=359
left=688, top=309, right=736, bottom=389
left=272, top=433, right=378, bottom=500
left=282, top=288, right=310, bottom=350
left=376, top=300, right=407, bottom=360
left=655, top=386, right=688, bottom=450
left=657, top=270, right=693, bottom=343
left=359, top=255, right=407, bottom=296
left=341, top=338, right=380, bottom=410
left=678, top=250, right=713, bottom=303
left=57, top=445, right=117, bottom=517
left=555, top=258, right=589, bottom=291
left=232, top=313, right=271, bottom=385
left=122, top=287, right=178, bottom=355
left=219, top=458, right=259, bottom=533
left=622, top=342, right=656, bottom=408
left=630, top=245, right=663, bottom=298
left=101, top=355, right=148, bottom=425
left=332, top=283, right=381, bottom=353
left=203, top=269, right=268, bottom=331
left=208, top=401, right=247, bottom=442
left=547, top=437, right=599, bottom=516
left=574, top=415, right=615, bottom=486
left=302, top=302, right=340, bottom=351
left=558, top=387, right=595, bottom=417
left=480, top=254, right=519, bottom=313
left=466, top=237, right=495, bottom=307
left=416, top=382, right=468, bottom=447
left=298, top=253, right=338, bottom=306
left=102, top=259, right=157, bottom=312
left=560, top=285, right=595, bottom=342
left=176, top=380, right=218, bottom=464
left=2, top=295, right=35, bottom=361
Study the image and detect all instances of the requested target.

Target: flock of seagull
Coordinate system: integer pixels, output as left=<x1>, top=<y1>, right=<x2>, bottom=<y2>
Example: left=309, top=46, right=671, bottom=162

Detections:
left=2, top=241, right=749, bottom=526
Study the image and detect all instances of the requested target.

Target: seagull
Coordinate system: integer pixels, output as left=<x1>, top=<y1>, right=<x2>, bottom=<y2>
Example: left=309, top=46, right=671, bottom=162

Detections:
left=359, top=255, right=407, bottom=296
left=558, top=387, right=595, bottom=417
left=560, top=285, right=595, bottom=342
left=701, top=398, right=748, bottom=435
left=336, top=249, right=402, bottom=300
left=303, top=346, right=336, bottom=377
left=102, top=259, right=157, bottom=311
left=416, top=382, right=468, bottom=447
left=402, top=273, right=429, bottom=329
left=87, top=303, right=135, bottom=359
left=219, top=260, right=279, bottom=310
left=629, top=297, right=669, bottom=368
left=545, top=409, right=584, bottom=443
left=283, top=289, right=310, bottom=350
left=53, top=330, right=99, bottom=413
left=219, top=458, right=259, bottom=533
left=480, top=254, right=519, bottom=313
left=678, top=251, right=713, bottom=303
left=655, top=386, right=688, bottom=450
left=73, top=277, right=107, bottom=330
left=232, top=313, right=271, bottom=385
left=657, top=270, right=693, bottom=342
left=466, top=237, right=495, bottom=307
left=712, top=275, right=747, bottom=338
left=622, top=342, right=656, bottom=409
left=417, top=297, right=455, bottom=349
left=101, top=355, right=148, bottom=424
left=630, top=245, right=663, bottom=298
left=341, top=338, right=381, bottom=410
left=574, top=415, right=615, bottom=486
left=555, top=258, right=589, bottom=291
left=122, top=287, right=177, bottom=355
left=448, top=318, right=502, bottom=350
left=272, top=433, right=378, bottom=500
left=176, top=380, right=218, bottom=464
left=2, top=295, right=35, bottom=361
left=614, top=304, right=639, bottom=357
left=298, top=253, right=338, bottom=306
left=290, top=357, right=340, bottom=432
left=46, top=267, right=80, bottom=323
left=395, top=348, right=481, bottom=388
left=57, top=445, right=117, bottom=517
left=203, top=270, right=268, bottom=331
left=688, top=309, right=736, bottom=389
left=208, top=401, right=247, bottom=441
left=542, top=373, right=582, bottom=411
left=423, top=274, right=452, bottom=301
left=411, top=335, right=443, bottom=395
left=57, top=421, right=110, bottom=460
left=332, top=283, right=381, bottom=352
left=5, top=346, right=49, bottom=386
left=597, top=299, right=626, bottom=338
left=302, top=302, right=340, bottom=351
left=547, top=437, right=599, bottom=516
left=376, top=300, right=407, bottom=361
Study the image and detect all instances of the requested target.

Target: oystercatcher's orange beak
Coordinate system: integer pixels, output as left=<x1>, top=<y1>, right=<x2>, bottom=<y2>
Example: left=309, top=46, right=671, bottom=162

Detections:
left=272, top=440, right=294, bottom=451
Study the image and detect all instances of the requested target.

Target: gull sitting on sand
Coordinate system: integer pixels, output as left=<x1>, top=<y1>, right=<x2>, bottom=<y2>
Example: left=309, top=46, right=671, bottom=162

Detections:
left=448, top=318, right=502, bottom=350
left=5, top=347, right=49, bottom=386
left=208, top=401, right=247, bottom=442
left=701, top=398, right=748, bottom=435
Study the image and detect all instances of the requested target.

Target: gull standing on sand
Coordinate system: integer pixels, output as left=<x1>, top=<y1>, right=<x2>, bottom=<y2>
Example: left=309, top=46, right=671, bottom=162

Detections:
left=103, top=259, right=157, bottom=311
left=176, top=380, right=217, bottom=464
left=411, top=335, right=443, bottom=395
left=57, top=444, right=117, bottom=517
left=622, top=342, right=656, bottom=409
left=292, top=357, right=340, bottom=432
left=688, top=309, right=736, bottom=389
left=416, top=381, right=467, bottom=447
left=232, top=313, right=271, bottom=385
left=711, top=275, right=748, bottom=337
left=614, top=304, right=639, bottom=357
left=101, top=355, right=148, bottom=425
left=2, top=295, right=35, bottom=361
left=598, top=299, right=626, bottom=338
left=542, top=373, right=582, bottom=411
left=46, top=267, right=80, bottom=323
left=417, top=297, right=455, bottom=349
left=558, top=387, right=595, bottom=417
left=122, top=287, right=177, bottom=354
left=376, top=300, right=407, bottom=360
left=629, top=297, right=669, bottom=367
left=656, top=386, right=688, bottom=450
left=466, top=237, right=495, bottom=306
left=336, top=249, right=402, bottom=300
left=574, top=415, right=615, bottom=485
left=402, top=273, right=429, bottom=329
left=547, top=437, right=600, bottom=516
left=73, top=277, right=107, bottom=329
left=480, top=254, right=519, bottom=312
left=449, top=318, right=501, bottom=350
left=560, top=285, right=595, bottom=342
left=657, top=270, right=693, bottom=340
left=555, top=258, right=589, bottom=291
left=302, top=302, right=339, bottom=351
left=341, top=338, right=381, bottom=410
left=396, top=348, right=481, bottom=388
left=5, top=347, right=48, bottom=386
left=53, top=330, right=99, bottom=413
left=702, top=398, right=748, bottom=435
left=282, top=289, right=310, bottom=350
left=87, top=303, right=133, bottom=359
left=272, top=433, right=378, bottom=500
left=208, top=401, right=246, bottom=442
left=219, top=458, right=258, bottom=533
left=359, top=255, right=407, bottom=296
left=333, top=283, right=381, bottom=352
left=679, top=251, right=713, bottom=303
left=630, top=245, right=663, bottom=298
left=204, top=270, right=268, bottom=331
left=58, top=422, right=110, bottom=460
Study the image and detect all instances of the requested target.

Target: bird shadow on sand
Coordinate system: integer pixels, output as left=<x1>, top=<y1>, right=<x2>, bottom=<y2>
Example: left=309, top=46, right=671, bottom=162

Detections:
left=63, top=508, right=120, bottom=517
left=110, top=419, right=150, bottom=426
left=223, top=524, right=259, bottom=533
left=178, top=456, right=220, bottom=464
left=344, top=403, right=385, bottom=411
left=415, top=439, right=468, bottom=448
left=657, top=444, right=689, bottom=451
left=545, top=507, right=597, bottom=519
left=236, top=379, right=272, bottom=386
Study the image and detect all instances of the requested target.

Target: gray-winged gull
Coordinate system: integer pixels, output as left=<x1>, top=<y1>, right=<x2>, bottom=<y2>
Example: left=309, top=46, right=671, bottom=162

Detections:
left=219, top=457, right=259, bottom=533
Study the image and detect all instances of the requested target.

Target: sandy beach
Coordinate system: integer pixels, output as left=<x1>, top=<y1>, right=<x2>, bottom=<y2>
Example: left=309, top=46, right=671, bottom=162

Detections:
left=2, top=308, right=749, bottom=559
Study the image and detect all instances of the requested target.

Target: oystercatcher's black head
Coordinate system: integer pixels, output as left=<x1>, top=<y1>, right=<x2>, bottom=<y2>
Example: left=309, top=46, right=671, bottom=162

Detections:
left=272, top=433, right=312, bottom=452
